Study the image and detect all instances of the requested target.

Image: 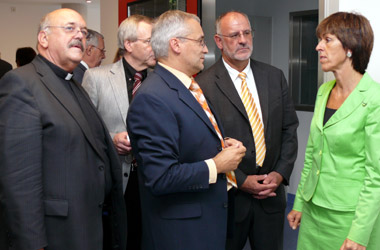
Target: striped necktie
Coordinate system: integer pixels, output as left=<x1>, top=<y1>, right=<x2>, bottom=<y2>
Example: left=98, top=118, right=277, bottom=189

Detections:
left=189, top=78, right=237, bottom=188
left=132, top=72, right=143, bottom=97
left=239, top=72, right=266, bottom=167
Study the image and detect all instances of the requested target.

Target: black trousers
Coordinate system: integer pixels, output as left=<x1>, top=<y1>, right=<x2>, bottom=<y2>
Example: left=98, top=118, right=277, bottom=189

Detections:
left=226, top=192, right=285, bottom=250
left=124, top=168, right=142, bottom=250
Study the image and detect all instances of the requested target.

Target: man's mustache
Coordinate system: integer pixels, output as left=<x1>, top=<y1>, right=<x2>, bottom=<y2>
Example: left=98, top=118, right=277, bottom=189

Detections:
left=68, top=40, right=84, bottom=52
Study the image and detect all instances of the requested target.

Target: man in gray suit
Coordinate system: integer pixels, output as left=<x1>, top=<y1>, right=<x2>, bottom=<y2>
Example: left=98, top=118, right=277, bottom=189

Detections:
left=196, top=11, right=299, bottom=250
left=73, top=29, right=106, bottom=84
left=82, top=14, right=155, bottom=250
left=0, top=8, right=126, bottom=250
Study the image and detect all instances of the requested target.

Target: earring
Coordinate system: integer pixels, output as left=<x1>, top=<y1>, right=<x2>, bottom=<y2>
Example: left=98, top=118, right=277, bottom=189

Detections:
left=347, top=51, right=352, bottom=58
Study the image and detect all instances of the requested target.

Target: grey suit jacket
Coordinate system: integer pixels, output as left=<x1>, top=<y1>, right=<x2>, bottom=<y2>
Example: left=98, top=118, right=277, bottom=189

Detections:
left=196, top=58, right=299, bottom=218
left=82, top=59, right=132, bottom=191
left=0, top=56, right=126, bottom=250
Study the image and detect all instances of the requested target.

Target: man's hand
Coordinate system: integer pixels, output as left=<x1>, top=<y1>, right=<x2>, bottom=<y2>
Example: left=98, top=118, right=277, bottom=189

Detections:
left=287, top=209, right=302, bottom=230
left=224, top=137, right=243, bottom=148
left=340, top=239, right=366, bottom=250
left=240, top=171, right=283, bottom=199
left=112, top=131, right=132, bottom=155
left=213, top=139, right=246, bottom=174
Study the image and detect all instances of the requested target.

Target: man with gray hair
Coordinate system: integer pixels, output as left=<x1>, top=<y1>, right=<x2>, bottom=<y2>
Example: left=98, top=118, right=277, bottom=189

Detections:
left=73, top=29, right=106, bottom=83
left=0, top=8, right=126, bottom=250
left=82, top=14, right=155, bottom=250
left=127, top=10, right=246, bottom=250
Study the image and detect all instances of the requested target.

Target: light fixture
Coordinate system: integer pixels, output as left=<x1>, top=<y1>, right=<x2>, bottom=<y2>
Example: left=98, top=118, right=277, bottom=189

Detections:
left=86, top=0, right=92, bottom=3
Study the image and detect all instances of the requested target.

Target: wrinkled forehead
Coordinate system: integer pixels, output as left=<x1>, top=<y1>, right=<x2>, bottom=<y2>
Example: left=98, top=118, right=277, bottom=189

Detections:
left=221, top=13, right=251, bottom=32
left=48, top=9, right=86, bottom=27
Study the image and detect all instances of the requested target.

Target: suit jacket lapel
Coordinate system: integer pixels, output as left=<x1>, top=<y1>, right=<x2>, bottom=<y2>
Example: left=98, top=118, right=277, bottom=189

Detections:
left=325, top=75, right=370, bottom=128
left=251, top=60, right=269, bottom=133
left=33, top=57, right=105, bottom=160
left=155, top=65, right=219, bottom=138
left=213, top=59, right=249, bottom=121
left=109, top=60, right=129, bottom=127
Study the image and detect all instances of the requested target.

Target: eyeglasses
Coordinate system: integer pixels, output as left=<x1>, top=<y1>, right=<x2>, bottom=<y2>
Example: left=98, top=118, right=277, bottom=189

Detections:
left=176, top=37, right=206, bottom=48
left=217, top=30, right=254, bottom=40
left=47, top=25, right=88, bottom=37
left=92, top=45, right=106, bottom=55
left=135, top=38, right=151, bottom=44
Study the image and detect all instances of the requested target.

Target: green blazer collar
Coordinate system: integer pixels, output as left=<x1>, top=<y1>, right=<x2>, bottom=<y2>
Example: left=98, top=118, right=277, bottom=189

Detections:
left=316, top=73, right=373, bottom=130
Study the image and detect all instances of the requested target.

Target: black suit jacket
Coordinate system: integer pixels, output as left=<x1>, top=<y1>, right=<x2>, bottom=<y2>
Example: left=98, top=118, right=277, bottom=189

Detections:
left=0, top=56, right=126, bottom=250
left=0, top=59, right=12, bottom=79
left=196, top=58, right=298, bottom=219
left=72, top=61, right=87, bottom=84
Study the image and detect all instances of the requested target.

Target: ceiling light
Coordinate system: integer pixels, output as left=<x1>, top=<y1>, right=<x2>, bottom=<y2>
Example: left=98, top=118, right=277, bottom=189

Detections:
left=86, top=0, right=92, bottom=3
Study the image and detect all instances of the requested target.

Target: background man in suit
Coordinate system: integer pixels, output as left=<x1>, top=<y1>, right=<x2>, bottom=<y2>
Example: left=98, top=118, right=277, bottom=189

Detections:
left=196, top=11, right=299, bottom=250
left=82, top=14, right=155, bottom=250
left=73, top=29, right=105, bottom=83
left=0, top=52, right=12, bottom=78
left=127, top=10, right=246, bottom=250
left=0, top=8, right=126, bottom=250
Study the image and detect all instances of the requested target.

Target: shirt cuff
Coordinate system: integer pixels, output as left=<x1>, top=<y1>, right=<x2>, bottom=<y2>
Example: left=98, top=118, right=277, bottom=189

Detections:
left=205, top=159, right=217, bottom=184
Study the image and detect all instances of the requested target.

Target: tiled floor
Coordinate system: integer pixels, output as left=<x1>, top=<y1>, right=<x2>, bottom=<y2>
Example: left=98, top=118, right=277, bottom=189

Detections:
left=242, top=194, right=299, bottom=250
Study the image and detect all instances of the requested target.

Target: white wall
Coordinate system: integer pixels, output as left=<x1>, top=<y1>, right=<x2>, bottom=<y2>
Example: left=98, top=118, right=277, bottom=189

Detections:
left=0, top=2, right=60, bottom=68
left=100, top=0, right=118, bottom=65
left=339, top=0, right=380, bottom=83
left=0, top=2, right=101, bottom=69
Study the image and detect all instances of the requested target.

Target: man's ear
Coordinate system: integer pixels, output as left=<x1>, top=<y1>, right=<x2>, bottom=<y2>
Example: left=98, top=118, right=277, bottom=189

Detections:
left=124, top=40, right=133, bottom=53
left=214, top=35, right=223, bottom=50
left=85, top=46, right=93, bottom=56
left=169, top=38, right=181, bottom=55
left=38, top=30, right=49, bottom=49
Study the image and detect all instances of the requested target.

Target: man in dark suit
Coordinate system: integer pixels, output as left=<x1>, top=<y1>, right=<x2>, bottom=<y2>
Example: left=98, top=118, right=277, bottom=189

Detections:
left=0, top=55, right=12, bottom=78
left=196, top=11, right=299, bottom=250
left=127, top=10, right=246, bottom=250
left=73, top=29, right=106, bottom=83
left=0, top=8, right=126, bottom=250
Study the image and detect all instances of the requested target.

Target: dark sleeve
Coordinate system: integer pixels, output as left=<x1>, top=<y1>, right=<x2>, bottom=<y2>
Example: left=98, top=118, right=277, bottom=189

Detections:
left=273, top=71, right=299, bottom=185
left=0, top=72, right=47, bottom=250
left=127, top=92, right=210, bottom=196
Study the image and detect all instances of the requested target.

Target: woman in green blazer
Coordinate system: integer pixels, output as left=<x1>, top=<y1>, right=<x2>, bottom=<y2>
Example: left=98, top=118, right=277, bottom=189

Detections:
left=288, top=12, right=380, bottom=250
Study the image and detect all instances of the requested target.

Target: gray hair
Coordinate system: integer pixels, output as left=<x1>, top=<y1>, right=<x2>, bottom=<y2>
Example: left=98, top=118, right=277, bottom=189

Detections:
left=215, top=11, right=251, bottom=35
left=86, top=29, right=104, bottom=48
left=151, top=10, right=200, bottom=59
left=38, top=12, right=51, bottom=34
left=117, top=15, right=153, bottom=54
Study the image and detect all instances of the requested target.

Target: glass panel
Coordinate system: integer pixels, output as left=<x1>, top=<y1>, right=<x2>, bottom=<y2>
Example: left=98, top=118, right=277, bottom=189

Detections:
left=128, top=0, right=187, bottom=18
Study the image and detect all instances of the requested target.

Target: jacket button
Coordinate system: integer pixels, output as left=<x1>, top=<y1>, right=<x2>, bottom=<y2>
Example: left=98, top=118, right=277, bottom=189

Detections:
left=217, top=146, right=223, bottom=151
left=124, top=172, right=128, bottom=177
left=98, top=202, right=104, bottom=208
left=223, top=203, right=228, bottom=208
left=99, top=166, right=104, bottom=171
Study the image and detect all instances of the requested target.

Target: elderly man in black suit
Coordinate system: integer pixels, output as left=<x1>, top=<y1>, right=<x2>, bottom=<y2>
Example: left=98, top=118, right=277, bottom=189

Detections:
left=196, top=11, right=299, bottom=250
left=0, top=8, right=126, bottom=250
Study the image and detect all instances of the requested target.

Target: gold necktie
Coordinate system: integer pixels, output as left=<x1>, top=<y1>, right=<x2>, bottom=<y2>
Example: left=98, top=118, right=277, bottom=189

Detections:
left=190, top=79, right=237, bottom=187
left=239, top=72, right=266, bottom=167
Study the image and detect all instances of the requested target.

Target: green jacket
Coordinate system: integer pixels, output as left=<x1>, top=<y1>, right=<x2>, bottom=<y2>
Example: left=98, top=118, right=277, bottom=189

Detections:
left=293, top=73, right=380, bottom=246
